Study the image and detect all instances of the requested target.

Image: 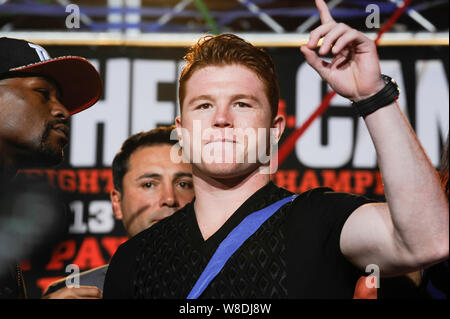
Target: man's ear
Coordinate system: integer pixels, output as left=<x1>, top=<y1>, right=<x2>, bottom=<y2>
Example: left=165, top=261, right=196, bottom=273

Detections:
left=175, top=116, right=183, bottom=147
left=272, top=114, right=286, bottom=143
left=110, top=189, right=123, bottom=220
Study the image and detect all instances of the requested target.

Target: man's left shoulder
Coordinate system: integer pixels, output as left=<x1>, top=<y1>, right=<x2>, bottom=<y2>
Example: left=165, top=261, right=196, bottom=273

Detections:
left=285, top=187, right=377, bottom=221
left=298, top=187, right=374, bottom=205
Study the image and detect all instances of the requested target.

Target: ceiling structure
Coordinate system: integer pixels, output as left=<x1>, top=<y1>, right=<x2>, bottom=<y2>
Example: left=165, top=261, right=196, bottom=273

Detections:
left=0, top=0, right=448, bottom=35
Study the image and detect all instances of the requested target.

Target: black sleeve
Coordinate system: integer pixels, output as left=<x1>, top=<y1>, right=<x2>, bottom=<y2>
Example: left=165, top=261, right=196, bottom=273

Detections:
left=317, top=189, right=376, bottom=273
left=287, top=187, right=377, bottom=298
left=103, top=238, right=138, bottom=299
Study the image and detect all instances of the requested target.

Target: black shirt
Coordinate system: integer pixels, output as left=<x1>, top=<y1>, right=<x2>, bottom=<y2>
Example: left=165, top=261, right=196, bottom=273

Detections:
left=0, top=176, right=67, bottom=298
left=103, top=182, right=372, bottom=299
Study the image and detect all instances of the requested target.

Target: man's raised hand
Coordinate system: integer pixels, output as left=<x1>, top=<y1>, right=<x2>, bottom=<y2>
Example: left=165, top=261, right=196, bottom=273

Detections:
left=300, top=0, right=385, bottom=102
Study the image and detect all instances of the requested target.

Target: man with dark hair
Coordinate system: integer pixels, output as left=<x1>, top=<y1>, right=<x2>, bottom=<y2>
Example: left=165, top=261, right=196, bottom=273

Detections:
left=110, top=126, right=194, bottom=238
left=44, top=126, right=194, bottom=298
left=0, top=37, right=102, bottom=298
left=104, top=0, right=448, bottom=299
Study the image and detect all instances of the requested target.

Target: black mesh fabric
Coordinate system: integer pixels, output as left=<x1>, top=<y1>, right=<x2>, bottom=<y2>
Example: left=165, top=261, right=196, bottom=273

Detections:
left=104, top=181, right=372, bottom=299
left=133, top=182, right=293, bottom=299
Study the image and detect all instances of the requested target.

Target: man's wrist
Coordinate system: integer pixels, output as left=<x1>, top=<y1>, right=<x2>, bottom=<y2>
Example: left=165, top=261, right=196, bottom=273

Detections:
left=352, top=79, right=386, bottom=103
left=351, top=75, right=400, bottom=117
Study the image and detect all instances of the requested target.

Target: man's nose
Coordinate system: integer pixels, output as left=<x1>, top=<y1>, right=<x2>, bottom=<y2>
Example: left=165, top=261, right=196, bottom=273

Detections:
left=159, top=183, right=178, bottom=208
left=50, top=98, right=71, bottom=121
left=213, top=105, right=233, bottom=128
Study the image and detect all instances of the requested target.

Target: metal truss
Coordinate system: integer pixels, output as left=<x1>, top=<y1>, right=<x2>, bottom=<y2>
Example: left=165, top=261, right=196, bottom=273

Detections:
left=0, top=0, right=448, bottom=45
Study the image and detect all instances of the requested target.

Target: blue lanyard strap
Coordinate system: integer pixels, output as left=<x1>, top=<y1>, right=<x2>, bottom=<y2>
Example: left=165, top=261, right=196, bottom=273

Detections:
left=187, top=194, right=298, bottom=299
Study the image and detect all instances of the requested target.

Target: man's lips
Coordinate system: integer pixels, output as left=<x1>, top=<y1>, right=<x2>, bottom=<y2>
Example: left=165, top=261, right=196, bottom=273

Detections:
left=51, top=124, right=69, bottom=140
left=151, top=208, right=179, bottom=224
left=206, top=138, right=237, bottom=145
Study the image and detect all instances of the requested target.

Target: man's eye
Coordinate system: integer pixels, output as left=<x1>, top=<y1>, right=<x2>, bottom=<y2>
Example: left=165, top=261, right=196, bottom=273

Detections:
left=35, top=89, right=50, bottom=100
left=142, top=182, right=154, bottom=189
left=197, top=103, right=212, bottom=110
left=178, top=181, right=193, bottom=189
left=234, top=102, right=250, bottom=108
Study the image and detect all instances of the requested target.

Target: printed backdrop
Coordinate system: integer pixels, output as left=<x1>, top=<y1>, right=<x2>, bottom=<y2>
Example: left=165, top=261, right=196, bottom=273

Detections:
left=18, top=44, right=449, bottom=298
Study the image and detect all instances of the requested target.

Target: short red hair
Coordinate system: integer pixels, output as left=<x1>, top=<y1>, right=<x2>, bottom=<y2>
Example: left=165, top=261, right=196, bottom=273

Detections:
left=179, top=34, right=279, bottom=119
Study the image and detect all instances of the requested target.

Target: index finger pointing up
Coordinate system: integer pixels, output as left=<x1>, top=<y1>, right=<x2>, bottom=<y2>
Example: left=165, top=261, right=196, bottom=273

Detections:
left=315, top=0, right=335, bottom=24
